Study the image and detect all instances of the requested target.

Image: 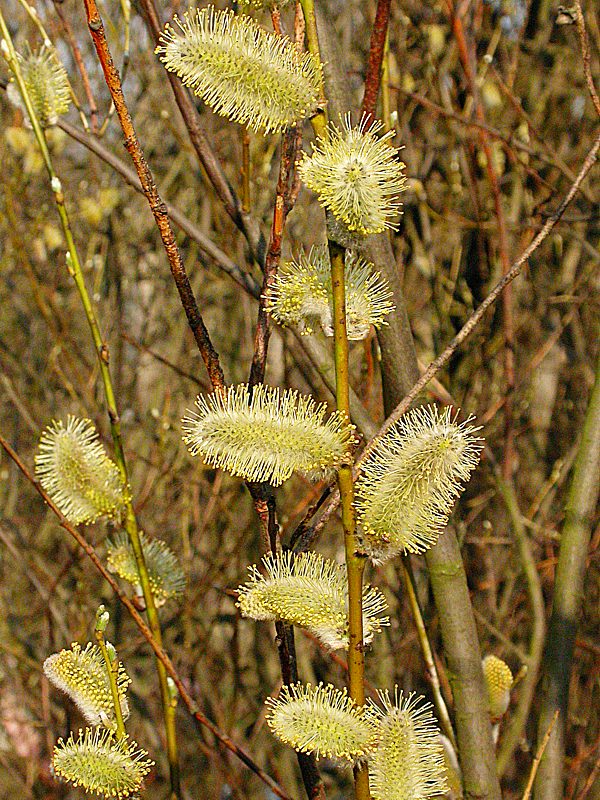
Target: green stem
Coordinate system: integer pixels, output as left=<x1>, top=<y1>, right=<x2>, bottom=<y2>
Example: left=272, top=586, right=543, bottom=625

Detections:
left=0, top=18, right=180, bottom=798
left=298, top=0, right=328, bottom=138
left=328, top=240, right=370, bottom=800
left=94, top=612, right=127, bottom=740
left=494, top=472, right=545, bottom=776
left=534, top=346, right=600, bottom=800
left=400, top=557, right=457, bottom=751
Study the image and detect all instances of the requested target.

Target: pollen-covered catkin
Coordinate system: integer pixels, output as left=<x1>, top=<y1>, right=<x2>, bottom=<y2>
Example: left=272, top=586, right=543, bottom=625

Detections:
left=156, top=6, right=322, bottom=133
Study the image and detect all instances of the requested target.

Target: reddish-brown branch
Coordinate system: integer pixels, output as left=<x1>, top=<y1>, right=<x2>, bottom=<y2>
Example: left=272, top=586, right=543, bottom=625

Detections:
left=361, top=0, right=392, bottom=123
left=248, top=127, right=298, bottom=386
left=574, top=0, right=600, bottom=118
left=0, top=433, right=292, bottom=800
left=81, top=0, right=225, bottom=392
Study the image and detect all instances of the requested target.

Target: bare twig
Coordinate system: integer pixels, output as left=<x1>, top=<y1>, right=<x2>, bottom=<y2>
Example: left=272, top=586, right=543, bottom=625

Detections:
left=81, top=0, right=225, bottom=392
left=361, top=0, right=392, bottom=123
left=523, top=711, right=559, bottom=800
left=0, top=432, right=293, bottom=800
left=573, top=0, right=600, bottom=118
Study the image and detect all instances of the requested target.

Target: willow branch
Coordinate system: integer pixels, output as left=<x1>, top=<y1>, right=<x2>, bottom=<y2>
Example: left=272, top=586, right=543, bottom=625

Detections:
left=81, top=0, right=225, bottom=392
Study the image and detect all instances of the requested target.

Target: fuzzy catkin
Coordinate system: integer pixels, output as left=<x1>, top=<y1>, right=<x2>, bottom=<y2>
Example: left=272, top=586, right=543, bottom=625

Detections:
left=44, top=643, right=130, bottom=728
left=366, top=690, right=448, bottom=800
left=182, top=384, right=355, bottom=486
left=266, top=682, right=376, bottom=762
left=53, top=728, right=153, bottom=799
left=34, top=416, right=129, bottom=525
left=266, top=247, right=394, bottom=340
left=107, top=531, right=186, bottom=607
left=299, top=115, right=407, bottom=234
left=156, top=6, right=322, bottom=133
left=237, top=550, right=389, bottom=649
left=355, top=405, right=483, bottom=562
left=7, top=45, right=70, bottom=128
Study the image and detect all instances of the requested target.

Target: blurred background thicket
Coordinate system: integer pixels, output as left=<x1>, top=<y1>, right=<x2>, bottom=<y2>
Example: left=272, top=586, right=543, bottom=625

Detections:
left=0, top=0, right=598, bottom=797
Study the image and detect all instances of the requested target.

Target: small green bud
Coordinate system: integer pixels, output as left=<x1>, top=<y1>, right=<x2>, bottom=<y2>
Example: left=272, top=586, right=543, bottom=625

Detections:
left=95, top=605, right=110, bottom=632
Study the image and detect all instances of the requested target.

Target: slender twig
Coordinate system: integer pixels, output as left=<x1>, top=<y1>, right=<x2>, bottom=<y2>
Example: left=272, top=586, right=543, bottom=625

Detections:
left=0, top=431, right=293, bottom=800
left=448, top=0, right=516, bottom=479
left=400, top=558, right=457, bottom=751
left=249, top=125, right=298, bottom=386
left=494, top=472, right=546, bottom=774
left=298, top=0, right=328, bottom=137
left=52, top=0, right=98, bottom=132
left=573, top=0, right=600, bottom=118
left=522, top=711, right=559, bottom=800
left=94, top=610, right=127, bottom=740
left=361, top=0, right=392, bottom=123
